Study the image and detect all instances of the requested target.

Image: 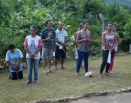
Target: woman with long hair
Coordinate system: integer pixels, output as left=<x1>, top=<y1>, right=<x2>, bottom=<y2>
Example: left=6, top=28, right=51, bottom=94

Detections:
left=76, top=21, right=91, bottom=76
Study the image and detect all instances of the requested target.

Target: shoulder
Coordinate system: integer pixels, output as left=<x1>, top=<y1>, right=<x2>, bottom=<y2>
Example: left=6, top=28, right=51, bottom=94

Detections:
left=62, top=29, right=67, bottom=32
left=41, top=28, right=47, bottom=33
left=55, top=29, right=59, bottom=33
left=6, top=50, right=10, bottom=55
left=87, top=30, right=91, bottom=35
left=102, top=31, right=107, bottom=35
left=51, top=28, right=56, bottom=31
left=36, top=35, right=41, bottom=39
left=15, top=49, right=21, bottom=53
left=25, top=35, right=31, bottom=39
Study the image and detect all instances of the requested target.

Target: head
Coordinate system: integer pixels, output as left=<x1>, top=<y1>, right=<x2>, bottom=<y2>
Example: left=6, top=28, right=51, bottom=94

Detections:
left=112, top=23, right=116, bottom=32
left=79, top=23, right=83, bottom=30
left=30, top=25, right=37, bottom=36
left=8, top=44, right=15, bottom=53
left=45, top=20, right=52, bottom=29
left=58, top=22, right=63, bottom=30
left=83, top=20, right=89, bottom=30
left=106, top=22, right=112, bottom=32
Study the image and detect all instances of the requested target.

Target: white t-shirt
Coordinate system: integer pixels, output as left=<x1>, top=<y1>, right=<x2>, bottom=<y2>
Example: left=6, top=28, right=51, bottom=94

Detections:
left=55, top=29, right=68, bottom=46
left=24, top=35, right=42, bottom=59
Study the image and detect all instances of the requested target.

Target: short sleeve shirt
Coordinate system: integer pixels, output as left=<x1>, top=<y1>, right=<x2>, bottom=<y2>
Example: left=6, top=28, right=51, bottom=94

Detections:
left=5, top=49, right=23, bottom=72
left=24, top=35, right=42, bottom=59
left=40, top=28, right=56, bottom=48
left=102, top=31, right=115, bottom=50
left=55, top=29, right=68, bottom=46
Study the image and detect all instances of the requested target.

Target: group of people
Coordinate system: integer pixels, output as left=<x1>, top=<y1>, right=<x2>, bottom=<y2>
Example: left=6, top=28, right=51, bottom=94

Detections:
left=5, top=20, right=68, bottom=84
left=5, top=20, right=120, bottom=84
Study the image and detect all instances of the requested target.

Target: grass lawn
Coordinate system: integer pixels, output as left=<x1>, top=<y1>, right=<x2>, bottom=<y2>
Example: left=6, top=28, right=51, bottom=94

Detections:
left=0, top=54, right=131, bottom=103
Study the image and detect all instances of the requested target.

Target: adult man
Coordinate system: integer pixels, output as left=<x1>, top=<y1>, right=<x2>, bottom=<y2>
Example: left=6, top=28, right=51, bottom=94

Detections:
left=40, top=20, right=56, bottom=74
left=54, top=22, right=68, bottom=70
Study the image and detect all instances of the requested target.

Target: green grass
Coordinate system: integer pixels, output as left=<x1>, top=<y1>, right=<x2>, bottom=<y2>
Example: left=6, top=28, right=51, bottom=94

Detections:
left=0, top=54, right=131, bottom=103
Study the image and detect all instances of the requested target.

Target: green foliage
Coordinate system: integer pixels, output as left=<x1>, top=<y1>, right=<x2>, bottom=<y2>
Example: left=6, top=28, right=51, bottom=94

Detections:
left=0, top=0, right=131, bottom=68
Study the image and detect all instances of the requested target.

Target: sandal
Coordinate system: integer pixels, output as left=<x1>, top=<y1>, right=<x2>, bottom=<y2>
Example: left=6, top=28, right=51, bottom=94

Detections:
left=54, top=67, right=57, bottom=71
left=61, top=66, right=65, bottom=69
left=44, top=71, right=48, bottom=75
left=47, top=70, right=52, bottom=73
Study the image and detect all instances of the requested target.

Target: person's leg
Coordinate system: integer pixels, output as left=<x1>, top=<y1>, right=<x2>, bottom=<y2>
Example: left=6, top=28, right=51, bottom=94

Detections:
left=11, top=72, right=17, bottom=80
left=26, top=58, right=33, bottom=82
left=109, top=51, right=116, bottom=72
left=106, top=50, right=115, bottom=74
left=61, top=46, right=66, bottom=68
left=34, top=59, right=39, bottom=83
left=54, top=45, right=59, bottom=70
left=99, top=50, right=109, bottom=77
left=43, top=59, right=47, bottom=74
left=42, top=48, right=48, bottom=74
left=76, top=50, right=84, bottom=75
left=84, top=51, right=90, bottom=73
left=48, top=49, right=53, bottom=72
left=18, top=71, right=23, bottom=79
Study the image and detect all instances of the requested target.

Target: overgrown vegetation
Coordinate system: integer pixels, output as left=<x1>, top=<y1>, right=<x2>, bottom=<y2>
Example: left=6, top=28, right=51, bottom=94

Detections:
left=0, top=0, right=131, bottom=69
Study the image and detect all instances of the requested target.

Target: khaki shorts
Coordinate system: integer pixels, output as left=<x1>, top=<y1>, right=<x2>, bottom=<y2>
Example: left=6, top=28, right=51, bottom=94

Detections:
left=42, top=48, right=53, bottom=60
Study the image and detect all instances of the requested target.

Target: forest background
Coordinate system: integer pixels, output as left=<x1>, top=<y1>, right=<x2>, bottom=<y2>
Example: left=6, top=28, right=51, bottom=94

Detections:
left=0, top=0, right=131, bottom=68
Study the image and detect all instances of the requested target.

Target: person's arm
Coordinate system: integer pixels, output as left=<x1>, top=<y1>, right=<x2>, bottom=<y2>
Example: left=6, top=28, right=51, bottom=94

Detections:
left=64, top=30, right=68, bottom=44
left=6, top=61, right=14, bottom=68
left=88, top=31, right=91, bottom=42
left=24, top=38, right=34, bottom=59
left=55, top=38, right=65, bottom=46
left=40, top=31, right=50, bottom=42
left=116, top=33, right=120, bottom=44
left=34, top=39, right=42, bottom=55
left=102, top=33, right=111, bottom=51
left=112, top=33, right=117, bottom=50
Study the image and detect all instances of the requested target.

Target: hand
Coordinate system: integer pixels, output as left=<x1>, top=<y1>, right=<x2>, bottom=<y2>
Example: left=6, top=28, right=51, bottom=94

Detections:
left=53, top=47, right=56, bottom=51
left=46, top=37, right=50, bottom=41
left=62, top=43, right=66, bottom=47
left=12, top=64, right=19, bottom=70
left=29, top=53, right=35, bottom=59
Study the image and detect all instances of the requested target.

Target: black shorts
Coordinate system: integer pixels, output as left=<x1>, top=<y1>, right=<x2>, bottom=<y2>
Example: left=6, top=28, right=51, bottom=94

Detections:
left=11, top=71, right=23, bottom=80
left=55, top=45, right=66, bottom=59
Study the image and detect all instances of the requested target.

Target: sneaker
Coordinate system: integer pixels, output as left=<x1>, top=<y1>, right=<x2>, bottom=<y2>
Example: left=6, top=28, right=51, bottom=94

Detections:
left=25, top=81, right=31, bottom=85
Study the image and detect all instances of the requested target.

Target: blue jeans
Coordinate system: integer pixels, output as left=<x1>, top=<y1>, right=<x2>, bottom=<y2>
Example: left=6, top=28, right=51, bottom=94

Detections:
left=26, top=58, right=39, bottom=82
left=76, top=50, right=90, bottom=73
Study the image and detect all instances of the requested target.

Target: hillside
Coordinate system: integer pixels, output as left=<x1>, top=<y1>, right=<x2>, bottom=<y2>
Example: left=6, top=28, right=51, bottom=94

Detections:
left=104, top=0, right=131, bottom=7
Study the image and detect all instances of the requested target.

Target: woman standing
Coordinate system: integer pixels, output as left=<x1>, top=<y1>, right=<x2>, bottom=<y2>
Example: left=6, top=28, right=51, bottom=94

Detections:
left=5, top=44, right=23, bottom=80
left=99, top=22, right=116, bottom=78
left=109, top=24, right=120, bottom=72
left=76, top=21, right=91, bottom=76
left=24, top=25, right=42, bottom=84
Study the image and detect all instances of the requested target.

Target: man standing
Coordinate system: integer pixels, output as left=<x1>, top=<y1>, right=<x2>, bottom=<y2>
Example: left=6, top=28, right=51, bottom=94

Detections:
left=54, top=22, right=68, bottom=70
left=40, top=20, right=56, bottom=74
